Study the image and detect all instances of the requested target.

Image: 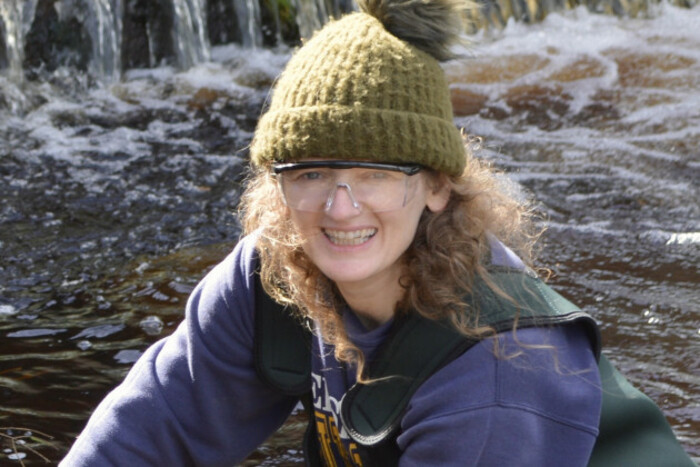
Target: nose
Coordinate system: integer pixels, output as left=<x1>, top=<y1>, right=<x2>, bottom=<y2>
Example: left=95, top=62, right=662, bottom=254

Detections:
left=324, top=183, right=361, bottom=217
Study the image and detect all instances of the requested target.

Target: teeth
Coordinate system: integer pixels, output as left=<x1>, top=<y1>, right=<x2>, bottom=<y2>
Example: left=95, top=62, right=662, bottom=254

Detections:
left=324, top=228, right=377, bottom=246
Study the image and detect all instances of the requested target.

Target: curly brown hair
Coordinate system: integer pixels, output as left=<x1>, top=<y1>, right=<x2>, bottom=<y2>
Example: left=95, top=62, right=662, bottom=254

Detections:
left=239, top=141, right=542, bottom=381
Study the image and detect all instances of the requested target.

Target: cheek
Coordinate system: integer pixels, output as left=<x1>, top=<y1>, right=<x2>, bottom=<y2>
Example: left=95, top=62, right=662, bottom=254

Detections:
left=388, top=202, right=426, bottom=247
left=287, top=210, right=326, bottom=252
left=287, top=209, right=314, bottom=235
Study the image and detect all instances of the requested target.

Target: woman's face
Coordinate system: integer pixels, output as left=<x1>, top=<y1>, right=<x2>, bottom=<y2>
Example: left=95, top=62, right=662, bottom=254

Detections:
left=285, top=166, right=449, bottom=292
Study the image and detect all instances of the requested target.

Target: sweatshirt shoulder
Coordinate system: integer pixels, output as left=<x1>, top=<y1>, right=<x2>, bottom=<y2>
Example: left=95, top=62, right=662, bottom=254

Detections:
left=193, top=232, right=260, bottom=301
left=398, top=324, right=602, bottom=464
left=185, top=232, right=261, bottom=347
left=210, top=232, right=260, bottom=282
left=404, top=324, right=601, bottom=433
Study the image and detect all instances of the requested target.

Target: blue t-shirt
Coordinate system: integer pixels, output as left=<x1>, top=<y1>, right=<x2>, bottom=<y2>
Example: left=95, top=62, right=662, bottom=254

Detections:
left=61, top=233, right=602, bottom=466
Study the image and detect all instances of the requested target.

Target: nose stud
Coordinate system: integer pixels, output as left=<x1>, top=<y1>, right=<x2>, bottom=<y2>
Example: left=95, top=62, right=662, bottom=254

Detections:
left=325, top=183, right=361, bottom=212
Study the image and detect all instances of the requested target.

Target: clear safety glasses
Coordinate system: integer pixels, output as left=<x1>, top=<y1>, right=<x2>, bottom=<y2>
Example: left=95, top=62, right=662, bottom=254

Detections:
left=272, top=161, right=424, bottom=213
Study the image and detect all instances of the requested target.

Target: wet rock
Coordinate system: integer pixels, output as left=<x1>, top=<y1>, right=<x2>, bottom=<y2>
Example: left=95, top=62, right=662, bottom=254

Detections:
left=207, top=0, right=243, bottom=46
left=450, top=87, right=488, bottom=116
left=503, top=84, right=572, bottom=131
left=121, top=0, right=175, bottom=69
left=77, top=340, right=92, bottom=350
left=188, top=87, right=222, bottom=110
left=24, top=0, right=92, bottom=73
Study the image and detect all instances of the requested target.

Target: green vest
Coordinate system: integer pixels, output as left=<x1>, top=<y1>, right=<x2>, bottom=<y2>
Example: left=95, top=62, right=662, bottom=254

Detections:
left=254, top=268, right=696, bottom=466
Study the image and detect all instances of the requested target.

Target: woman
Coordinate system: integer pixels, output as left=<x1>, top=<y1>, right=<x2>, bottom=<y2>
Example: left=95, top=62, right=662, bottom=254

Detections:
left=61, top=0, right=603, bottom=465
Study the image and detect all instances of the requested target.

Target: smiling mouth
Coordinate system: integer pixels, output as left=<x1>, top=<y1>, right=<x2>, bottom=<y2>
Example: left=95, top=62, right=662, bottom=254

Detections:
left=323, top=228, right=377, bottom=246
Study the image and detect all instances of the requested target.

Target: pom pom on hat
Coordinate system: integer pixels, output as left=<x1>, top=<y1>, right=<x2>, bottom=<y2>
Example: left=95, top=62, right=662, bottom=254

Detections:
left=250, top=0, right=470, bottom=176
left=357, top=0, right=468, bottom=62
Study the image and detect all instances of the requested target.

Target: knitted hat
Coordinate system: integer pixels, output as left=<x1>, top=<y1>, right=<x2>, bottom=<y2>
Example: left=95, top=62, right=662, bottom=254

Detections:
left=250, top=0, right=468, bottom=176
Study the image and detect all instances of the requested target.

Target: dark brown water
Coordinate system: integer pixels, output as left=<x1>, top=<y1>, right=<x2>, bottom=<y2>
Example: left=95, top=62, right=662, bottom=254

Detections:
left=1, top=5, right=699, bottom=465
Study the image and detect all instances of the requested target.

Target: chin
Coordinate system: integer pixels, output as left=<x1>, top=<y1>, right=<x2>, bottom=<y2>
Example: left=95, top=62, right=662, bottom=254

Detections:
left=319, top=266, right=368, bottom=284
left=315, top=260, right=377, bottom=284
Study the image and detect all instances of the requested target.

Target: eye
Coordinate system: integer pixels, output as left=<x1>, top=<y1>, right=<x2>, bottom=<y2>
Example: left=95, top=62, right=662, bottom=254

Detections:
left=360, top=169, right=401, bottom=181
left=291, top=169, right=327, bottom=182
left=301, top=171, right=322, bottom=180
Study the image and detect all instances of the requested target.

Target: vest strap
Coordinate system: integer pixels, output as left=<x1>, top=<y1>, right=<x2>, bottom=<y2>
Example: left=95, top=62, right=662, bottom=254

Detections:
left=253, top=266, right=312, bottom=396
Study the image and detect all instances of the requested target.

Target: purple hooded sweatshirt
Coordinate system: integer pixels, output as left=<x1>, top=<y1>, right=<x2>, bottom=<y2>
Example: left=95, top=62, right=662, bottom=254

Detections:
left=61, top=233, right=601, bottom=466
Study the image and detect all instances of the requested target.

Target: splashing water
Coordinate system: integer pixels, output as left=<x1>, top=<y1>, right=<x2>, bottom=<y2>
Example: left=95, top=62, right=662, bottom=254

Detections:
left=0, top=0, right=38, bottom=82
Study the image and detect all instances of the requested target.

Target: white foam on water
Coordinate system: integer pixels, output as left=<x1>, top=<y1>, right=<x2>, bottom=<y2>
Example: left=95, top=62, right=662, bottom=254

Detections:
left=210, top=43, right=289, bottom=77
left=546, top=219, right=617, bottom=236
left=622, top=100, right=700, bottom=128
left=174, top=45, right=289, bottom=96
left=0, top=304, right=18, bottom=316
left=27, top=117, right=152, bottom=168
left=507, top=171, right=616, bottom=182
left=454, top=4, right=700, bottom=168
left=176, top=61, right=248, bottom=93
left=638, top=230, right=700, bottom=246
left=123, top=67, right=177, bottom=82
left=666, top=232, right=700, bottom=245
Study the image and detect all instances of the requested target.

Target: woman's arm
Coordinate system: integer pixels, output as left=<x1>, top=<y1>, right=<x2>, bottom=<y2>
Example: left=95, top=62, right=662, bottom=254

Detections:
left=398, top=324, right=602, bottom=466
left=60, top=235, right=298, bottom=466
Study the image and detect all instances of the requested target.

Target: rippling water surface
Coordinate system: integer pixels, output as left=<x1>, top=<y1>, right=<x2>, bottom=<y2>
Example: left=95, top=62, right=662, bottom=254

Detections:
left=1, top=4, right=698, bottom=464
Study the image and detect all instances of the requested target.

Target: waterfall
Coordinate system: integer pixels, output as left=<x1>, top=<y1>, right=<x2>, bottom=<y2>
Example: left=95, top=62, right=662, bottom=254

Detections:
left=233, top=0, right=263, bottom=48
left=291, top=0, right=332, bottom=39
left=172, top=0, right=211, bottom=69
left=0, top=0, right=696, bottom=86
left=54, top=0, right=122, bottom=81
left=0, top=0, right=38, bottom=83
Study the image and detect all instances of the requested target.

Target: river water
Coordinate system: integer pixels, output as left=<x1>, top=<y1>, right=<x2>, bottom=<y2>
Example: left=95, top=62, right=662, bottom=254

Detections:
left=1, top=4, right=698, bottom=465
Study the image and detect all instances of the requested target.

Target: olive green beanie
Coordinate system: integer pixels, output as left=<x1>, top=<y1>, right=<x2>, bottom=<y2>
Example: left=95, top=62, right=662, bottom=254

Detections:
left=249, top=0, right=467, bottom=176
